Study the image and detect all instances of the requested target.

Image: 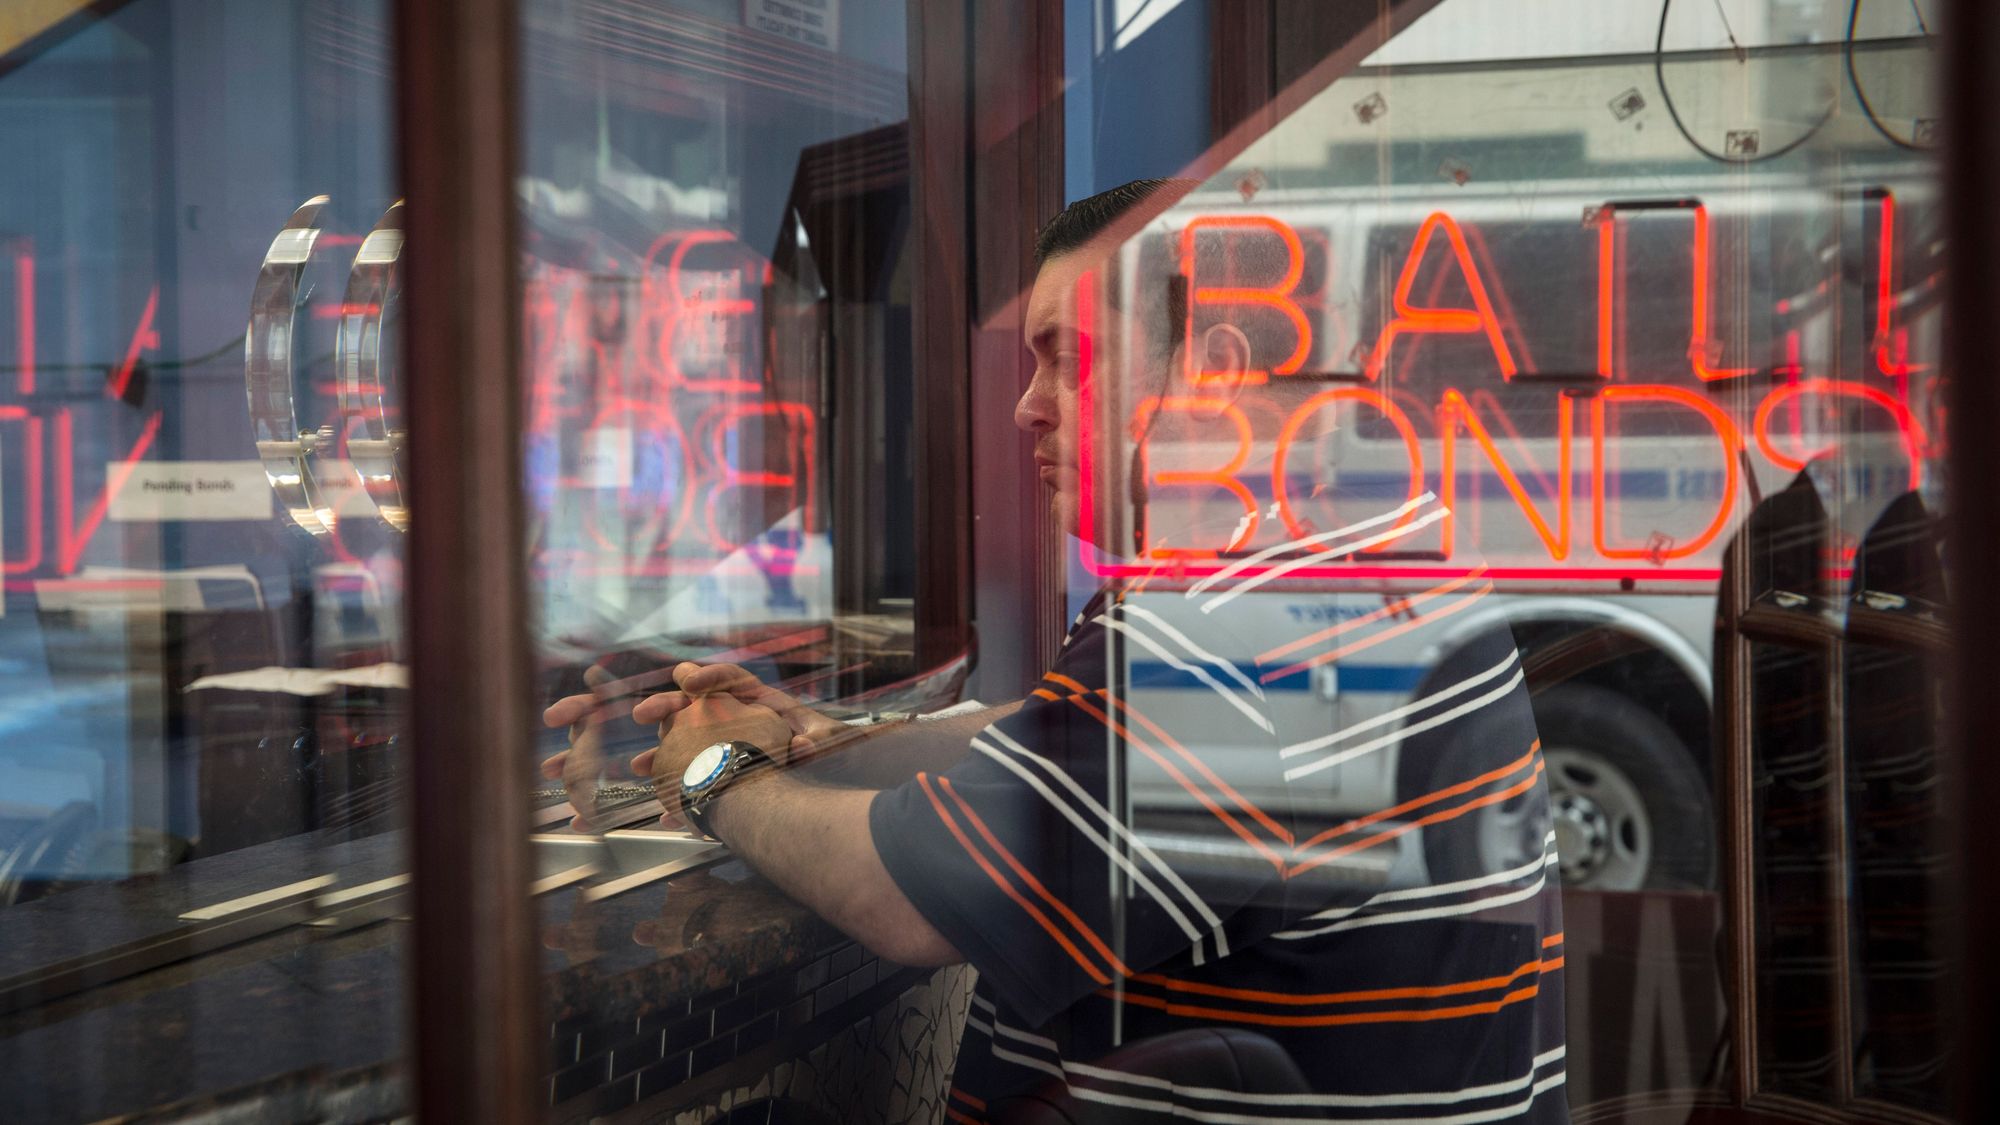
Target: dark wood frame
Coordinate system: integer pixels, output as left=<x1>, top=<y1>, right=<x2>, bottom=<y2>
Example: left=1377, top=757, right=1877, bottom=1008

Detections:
left=1942, top=0, right=2000, bottom=1118
left=1710, top=1, right=2000, bottom=1118
left=965, top=0, right=1069, bottom=697
left=395, top=0, right=542, bottom=1119
left=909, top=0, right=975, bottom=675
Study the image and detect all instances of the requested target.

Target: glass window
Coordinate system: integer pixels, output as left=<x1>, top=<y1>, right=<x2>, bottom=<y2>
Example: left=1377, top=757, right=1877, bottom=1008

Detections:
left=0, top=1, right=410, bottom=1118
left=0, top=1, right=1965, bottom=1122
left=1059, top=1, right=1952, bottom=1120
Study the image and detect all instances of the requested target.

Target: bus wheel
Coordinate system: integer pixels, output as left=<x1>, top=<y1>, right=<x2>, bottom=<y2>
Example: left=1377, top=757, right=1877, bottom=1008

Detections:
left=1533, top=684, right=1712, bottom=890
left=1422, top=683, right=1715, bottom=891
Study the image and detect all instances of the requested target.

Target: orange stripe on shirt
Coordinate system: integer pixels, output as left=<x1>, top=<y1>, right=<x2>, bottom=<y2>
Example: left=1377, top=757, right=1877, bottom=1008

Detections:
left=937, top=776, right=1134, bottom=978
left=1043, top=671, right=1090, bottom=695
left=1288, top=760, right=1546, bottom=880
left=1061, top=693, right=1290, bottom=872
left=1105, top=981, right=1545, bottom=1027
left=949, top=1087, right=988, bottom=1111
left=1098, top=690, right=1294, bottom=846
left=1296, top=740, right=1540, bottom=853
left=1030, top=688, right=1061, bottom=701
left=1131, top=954, right=1553, bottom=1006
left=1259, top=581, right=1492, bottom=685
left=1257, top=568, right=1487, bottom=665
left=1542, top=931, right=1565, bottom=949
left=914, top=773, right=1113, bottom=986
left=945, top=1108, right=984, bottom=1125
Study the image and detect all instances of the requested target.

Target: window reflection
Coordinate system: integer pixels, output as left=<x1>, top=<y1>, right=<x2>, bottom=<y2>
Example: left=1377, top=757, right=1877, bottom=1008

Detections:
left=0, top=0, right=1966, bottom=1122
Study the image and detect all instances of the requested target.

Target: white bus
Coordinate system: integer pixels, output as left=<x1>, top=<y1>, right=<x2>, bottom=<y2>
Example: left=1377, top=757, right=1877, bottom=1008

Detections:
left=1096, top=169, right=1941, bottom=892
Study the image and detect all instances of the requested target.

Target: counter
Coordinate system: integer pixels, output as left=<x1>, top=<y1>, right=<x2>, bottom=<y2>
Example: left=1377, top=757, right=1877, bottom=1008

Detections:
left=0, top=820, right=971, bottom=1124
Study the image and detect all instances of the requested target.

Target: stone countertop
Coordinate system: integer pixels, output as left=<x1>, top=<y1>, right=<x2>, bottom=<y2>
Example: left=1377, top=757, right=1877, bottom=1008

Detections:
left=0, top=710, right=985, bottom=1121
left=539, top=856, right=845, bottom=1025
left=0, top=824, right=846, bottom=1123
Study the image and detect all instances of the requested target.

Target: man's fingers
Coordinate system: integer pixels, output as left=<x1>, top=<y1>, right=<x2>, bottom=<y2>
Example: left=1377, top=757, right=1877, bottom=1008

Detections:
left=630, top=690, right=691, bottom=726
left=542, top=693, right=597, bottom=728
left=544, top=691, right=635, bottom=730
left=671, top=660, right=833, bottom=734
left=540, top=750, right=568, bottom=780
left=630, top=748, right=656, bottom=778
left=673, top=661, right=758, bottom=696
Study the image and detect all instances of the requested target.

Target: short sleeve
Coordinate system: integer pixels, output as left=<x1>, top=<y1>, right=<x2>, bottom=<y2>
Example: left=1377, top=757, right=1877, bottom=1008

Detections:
left=870, top=595, right=1297, bottom=1026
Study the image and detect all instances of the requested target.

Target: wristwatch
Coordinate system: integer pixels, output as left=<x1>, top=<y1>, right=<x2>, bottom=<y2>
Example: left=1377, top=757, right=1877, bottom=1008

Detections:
left=677, top=740, right=769, bottom=839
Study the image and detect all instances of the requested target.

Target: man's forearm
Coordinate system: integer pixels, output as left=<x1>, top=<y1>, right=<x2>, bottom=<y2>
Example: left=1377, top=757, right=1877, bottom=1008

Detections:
left=704, top=769, right=963, bottom=968
left=790, top=701, right=1020, bottom=788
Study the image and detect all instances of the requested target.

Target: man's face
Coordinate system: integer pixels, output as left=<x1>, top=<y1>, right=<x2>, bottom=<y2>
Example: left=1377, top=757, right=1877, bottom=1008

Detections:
left=1016, top=249, right=1158, bottom=542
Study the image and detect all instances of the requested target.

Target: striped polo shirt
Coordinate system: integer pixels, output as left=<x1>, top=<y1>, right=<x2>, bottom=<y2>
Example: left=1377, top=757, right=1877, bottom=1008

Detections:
left=871, top=502, right=1567, bottom=1123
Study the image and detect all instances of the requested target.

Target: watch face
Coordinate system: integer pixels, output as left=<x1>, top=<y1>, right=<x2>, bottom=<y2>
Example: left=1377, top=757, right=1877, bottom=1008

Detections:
left=682, top=743, right=731, bottom=791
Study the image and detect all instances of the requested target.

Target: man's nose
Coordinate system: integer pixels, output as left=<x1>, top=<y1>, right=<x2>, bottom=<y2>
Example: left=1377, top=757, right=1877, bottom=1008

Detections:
left=1014, top=371, right=1057, bottom=434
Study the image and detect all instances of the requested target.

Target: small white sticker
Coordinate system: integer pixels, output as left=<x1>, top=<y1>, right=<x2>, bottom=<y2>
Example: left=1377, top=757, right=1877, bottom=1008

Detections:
left=108, top=461, right=274, bottom=522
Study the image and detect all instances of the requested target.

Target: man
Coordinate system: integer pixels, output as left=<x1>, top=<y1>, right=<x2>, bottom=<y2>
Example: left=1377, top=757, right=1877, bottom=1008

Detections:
left=545, top=179, right=1568, bottom=1122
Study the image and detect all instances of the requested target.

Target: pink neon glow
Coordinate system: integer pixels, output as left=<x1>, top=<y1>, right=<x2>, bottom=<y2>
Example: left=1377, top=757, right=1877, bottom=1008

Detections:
left=14, top=248, right=32, bottom=396
left=1076, top=269, right=1102, bottom=550
left=0, top=407, right=44, bottom=574
left=578, top=398, right=699, bottom=553
left=646, top=230, right=766, bottom=394
left=55, top=409, right=163, bottom=575
left=704, top=402, right=817, bottom=552
left=107, top=286, right=161, bottom=401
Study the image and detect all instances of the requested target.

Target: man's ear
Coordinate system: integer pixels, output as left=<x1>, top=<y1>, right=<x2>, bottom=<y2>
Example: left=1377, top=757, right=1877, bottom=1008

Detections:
left=1191, top=322, right=1254, bottom=402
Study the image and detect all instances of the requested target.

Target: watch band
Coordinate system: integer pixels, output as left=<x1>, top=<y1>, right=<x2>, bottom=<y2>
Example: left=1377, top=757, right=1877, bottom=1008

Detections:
left=678, top=740, right=768, bottom=839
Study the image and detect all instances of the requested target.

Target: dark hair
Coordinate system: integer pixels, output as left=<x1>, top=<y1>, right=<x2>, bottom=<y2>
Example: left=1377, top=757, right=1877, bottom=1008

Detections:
left=1035, top=180, right=1196, bottom=361
left=1033, top=178, right=1197, bottom=264
left=1035, top=179, right=1299, bottom=372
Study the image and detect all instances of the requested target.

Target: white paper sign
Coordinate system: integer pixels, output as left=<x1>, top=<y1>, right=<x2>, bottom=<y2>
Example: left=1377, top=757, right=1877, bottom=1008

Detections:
left=743, top=0, right=839, bottom=51
left=108, top=460, right=274, bottom=522
left=580, top=427, right=634, bottom=489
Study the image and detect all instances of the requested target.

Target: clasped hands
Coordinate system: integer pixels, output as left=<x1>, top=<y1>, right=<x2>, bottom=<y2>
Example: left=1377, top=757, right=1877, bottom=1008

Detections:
left=540, top=661, right=845, bottom=831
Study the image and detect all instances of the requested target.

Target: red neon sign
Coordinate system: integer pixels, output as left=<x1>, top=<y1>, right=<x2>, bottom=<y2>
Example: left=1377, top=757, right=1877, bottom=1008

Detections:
left=1439, top=388, right=1571, bottom=561
left=1365, top=211, right=1519, bottom=383
left=1871, top=192, right=1935, bottom=381
left=1179, top=216, right=1311, bottom=385
left=1596, top=202, right=1752, bottom=383
left=1076, top=205, right=1933, bottom=587
left=1270, top=388, right=1423, bottom=552
left=1752, top=378, right=1926, bottom=492
left=1591, top=385, right=1740, bottom=560
left=107, top=285, right=161, bottom=402
left=1132, top=396, right=1259, bottom=557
